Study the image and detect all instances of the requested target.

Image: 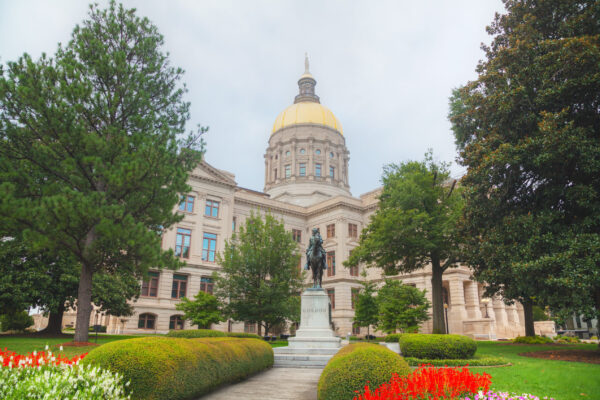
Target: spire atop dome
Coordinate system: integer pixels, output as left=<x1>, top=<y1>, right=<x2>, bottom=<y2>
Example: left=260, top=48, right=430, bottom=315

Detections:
left=295, top=53, right=320, bottom=104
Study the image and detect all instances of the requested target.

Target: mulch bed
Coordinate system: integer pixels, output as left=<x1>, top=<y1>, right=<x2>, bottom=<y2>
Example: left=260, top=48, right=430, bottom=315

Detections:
left=58, top=341, right=98, bottom=347
left=519, top=349, right=600, bottom=364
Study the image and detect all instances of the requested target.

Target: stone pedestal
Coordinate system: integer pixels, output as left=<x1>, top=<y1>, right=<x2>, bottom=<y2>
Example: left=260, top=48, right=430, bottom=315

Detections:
left=274, top=289, right=341, bottom=368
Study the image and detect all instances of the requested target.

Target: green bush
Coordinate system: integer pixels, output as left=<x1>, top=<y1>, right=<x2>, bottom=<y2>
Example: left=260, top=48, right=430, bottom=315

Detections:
left=226, top=332, right=262, bottom=339
left=384, top=333, right=404, bottom=343
left=397, top=334, right=477, bottom=359
left=404, top=355, right=508, bottom=367
left=166, top=329, right=226, bottom=338
left=0, top=311, right=34, bottom=332
left=82, top=337, right=273, bottom=400
left=512, top=335, right=553, bottom=344
left=554, top=335, right=579, bottom=344
left=317, top=343, right=411, bottom=400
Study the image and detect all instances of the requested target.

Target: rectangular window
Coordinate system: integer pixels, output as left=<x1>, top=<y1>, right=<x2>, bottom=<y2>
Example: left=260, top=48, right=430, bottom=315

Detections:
left=200, top=276, right=214, bottom=294
left=327, top=289, right=335, bottom=309
left=330, top=166, right=335, bottom=178
left=292, top=229, right=302, bottom=243
left=175, top=228, right=191, bottom=259
left=326, top=223, right=335, bottom=238
left=169, top=315, right=184, bottom=330
left=285, top=164, right=291, bottom=178
left=352, top=322, right=361, bottom=335
left=244, top=322, right=256, bottom=333
left=202, top=232, right=217, bottom=262
left=172, top=274, right=188, bottom=299
left=299, top=163, right=306, bottom=176
left=348, top=223, right=358, bottom=239
left=315, top=163, right=322, bottom=177
left=274, top=168, right=277, bottom=179
left=232, top=217, right=237, bottom=232
left=352, top=288, right=359, bottom=309
left=327, top=251, right=336, bottom=277
left=141, top=271, right=159, bottom=297
left=349, top=249, right=359, bottom=276
left=179, top=195, right=195, bottom=212
left=205, top=200, right=220, bottom=218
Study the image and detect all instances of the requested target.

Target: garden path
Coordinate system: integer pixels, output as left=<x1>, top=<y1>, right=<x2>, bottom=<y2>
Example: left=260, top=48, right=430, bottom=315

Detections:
left=198, top=367, right=322, bottom=400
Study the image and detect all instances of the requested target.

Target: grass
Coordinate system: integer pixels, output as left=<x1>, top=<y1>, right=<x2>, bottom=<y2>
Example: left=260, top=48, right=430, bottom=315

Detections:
left=473, top=341, right=600, bottom=400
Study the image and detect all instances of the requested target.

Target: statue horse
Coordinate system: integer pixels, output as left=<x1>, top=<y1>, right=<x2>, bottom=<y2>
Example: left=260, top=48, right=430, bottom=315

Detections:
left=307, top=244, right=325, bottom=288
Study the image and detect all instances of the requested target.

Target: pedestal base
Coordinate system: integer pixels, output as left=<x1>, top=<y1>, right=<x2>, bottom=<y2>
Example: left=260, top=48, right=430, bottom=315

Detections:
left=274, top=289, right=341, bottom=368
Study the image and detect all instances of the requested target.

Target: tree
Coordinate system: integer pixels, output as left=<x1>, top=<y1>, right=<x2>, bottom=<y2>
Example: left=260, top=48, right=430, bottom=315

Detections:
left=376, top=280, right=430, bottom=334
left=345, top=152, right=463, bottom=333
left=353, top=278, right=378, bottom=337
left=214, top=212, right=304, bottom=336
left=175, top=291, right=224, bottom=329
left=0, top=2, right=205, bottom=342
left=449, top=0, right=600, bottom=336
left=0, top=235, right=141, bottom=334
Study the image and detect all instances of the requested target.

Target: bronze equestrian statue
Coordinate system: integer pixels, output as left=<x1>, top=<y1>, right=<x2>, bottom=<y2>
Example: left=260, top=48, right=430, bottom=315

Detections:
left=305, top=227, right=327, bottom=288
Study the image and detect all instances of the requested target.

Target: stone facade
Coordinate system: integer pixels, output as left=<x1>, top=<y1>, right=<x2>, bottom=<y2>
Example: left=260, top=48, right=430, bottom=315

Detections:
left=43, top=59, right=525, bottom=339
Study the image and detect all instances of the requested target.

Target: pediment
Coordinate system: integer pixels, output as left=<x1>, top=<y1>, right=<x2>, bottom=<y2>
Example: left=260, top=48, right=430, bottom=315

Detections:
left=190, top=160, right=237, bottom=187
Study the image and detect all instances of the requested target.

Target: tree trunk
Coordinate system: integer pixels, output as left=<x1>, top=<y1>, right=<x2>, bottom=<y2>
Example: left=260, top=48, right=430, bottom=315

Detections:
left=41, top=303, right=65, bottom=335
left=257, top=323, right=262, bottom=337
left=431, top=257, right=447, bottom=334
left=74, top=261, right=94, bottom=343
left=522, top=299, right=535, bottom=337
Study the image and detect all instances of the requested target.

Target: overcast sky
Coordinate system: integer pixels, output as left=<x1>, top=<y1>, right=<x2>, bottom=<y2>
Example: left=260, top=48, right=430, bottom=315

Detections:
left=0, top=0, right=505, bottom=196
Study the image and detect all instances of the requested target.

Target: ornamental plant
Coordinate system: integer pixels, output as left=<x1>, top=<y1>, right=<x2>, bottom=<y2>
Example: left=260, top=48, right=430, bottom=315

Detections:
left=0, top=347, right=86, bottom=368
left=464, top=391, right=554, bottom=400
left=354, top=365, right=491, bottom=400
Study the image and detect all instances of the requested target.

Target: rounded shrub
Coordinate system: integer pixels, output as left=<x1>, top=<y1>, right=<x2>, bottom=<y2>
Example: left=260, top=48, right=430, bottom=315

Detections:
left=512, top=335, right=554, bottom=344
left=397, top=334, right=476, bottom=359
left=384, top=333, right=404, bottom=343
left=317, top=343, right=411, bottom=400
left=82, top=337, right=273, bottom=400
left=166, top=329, right=226, bottom=338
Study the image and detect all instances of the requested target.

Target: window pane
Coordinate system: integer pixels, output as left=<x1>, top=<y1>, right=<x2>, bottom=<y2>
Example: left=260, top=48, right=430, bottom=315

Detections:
left=147, top=316, right=155, bottom=329
left=177, top=228, right=191, bottom=235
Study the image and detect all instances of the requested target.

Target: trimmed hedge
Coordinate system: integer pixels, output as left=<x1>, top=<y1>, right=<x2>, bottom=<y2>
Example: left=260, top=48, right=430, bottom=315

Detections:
left=397, top=334, right=477, bottom=359
left=404, top=355, right=508, bottom=367
left=384, top=333, right=404, bottom=343
left=226, top=332, right=262, bottom=339
left=317, top=343, right=411, bottom=400
left=166, top=329, right=226, bottom=338
left=512, top=335, right=553, bottom=344
left=82, top=337, right=273, bottom=400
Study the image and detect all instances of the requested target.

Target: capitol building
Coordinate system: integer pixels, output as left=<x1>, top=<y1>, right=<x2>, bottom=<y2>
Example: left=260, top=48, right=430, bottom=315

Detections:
left=101, top=60, right=527, bottom=340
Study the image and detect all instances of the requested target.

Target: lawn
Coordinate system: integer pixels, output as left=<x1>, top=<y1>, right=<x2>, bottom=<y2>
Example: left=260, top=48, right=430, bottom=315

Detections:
left=473, top=341, right=600, bottom=400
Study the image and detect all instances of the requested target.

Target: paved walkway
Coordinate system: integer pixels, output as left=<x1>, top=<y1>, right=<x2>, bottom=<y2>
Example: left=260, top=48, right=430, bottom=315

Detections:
left=198, top=368, right=322, bottom=400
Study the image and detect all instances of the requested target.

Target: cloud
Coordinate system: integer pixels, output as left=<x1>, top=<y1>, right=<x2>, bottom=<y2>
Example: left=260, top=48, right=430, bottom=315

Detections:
left=0, top=0, right=504, bottom=194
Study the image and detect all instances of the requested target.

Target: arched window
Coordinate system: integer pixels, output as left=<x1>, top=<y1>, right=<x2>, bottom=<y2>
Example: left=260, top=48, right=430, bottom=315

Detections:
left=138, top=313, right=156, bottom=329
left=169, top=315, right=184, bottom=330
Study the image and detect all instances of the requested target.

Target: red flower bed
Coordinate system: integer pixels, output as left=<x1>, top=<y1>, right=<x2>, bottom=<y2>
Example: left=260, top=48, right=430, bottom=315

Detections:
left=355, top=365, right=491, bottom=400
left=0, top=348, right=87, bottom=368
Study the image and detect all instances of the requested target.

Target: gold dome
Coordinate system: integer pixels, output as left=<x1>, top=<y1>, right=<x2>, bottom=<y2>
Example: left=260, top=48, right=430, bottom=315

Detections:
left=272, top=102, right=343, bottom=135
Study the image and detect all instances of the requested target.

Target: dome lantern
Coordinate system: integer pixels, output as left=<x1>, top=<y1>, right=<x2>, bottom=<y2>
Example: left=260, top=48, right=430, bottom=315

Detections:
left=294, top=53, right=320, bottom=104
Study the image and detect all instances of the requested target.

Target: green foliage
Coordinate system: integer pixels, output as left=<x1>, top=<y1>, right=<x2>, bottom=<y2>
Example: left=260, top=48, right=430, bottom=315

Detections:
left=554, top=335, right=580, bottom=344
left=0, top=311, right=34, bottom=332
left=404, top=355, right=508, bottom=367
left=353, top=278, right=378, bottom=335
left=165, top=329, right=226, bottom=338
left=532, top=306, right=551, bottom=322
left=214, top=212, right=303, bottom=335
left=82, top=337, right=273, bottom=400
left=0, top=1, right=205, bottom=342
left=397, top=334, right=477, bottom=359
left=345, top=151, right=464, bottom=334
left=376, top=280, right=430, bottom=334
left=449, top=0, right=600, bottom=334
left=512, top=336, right=553, bottom=344
left=175, top=291, right=224, bottom=329
left=384, top=333, right=404, bottom=343
left=225, top=332, right=262, bottom=339
left=317, top=343, right=411, bottom=400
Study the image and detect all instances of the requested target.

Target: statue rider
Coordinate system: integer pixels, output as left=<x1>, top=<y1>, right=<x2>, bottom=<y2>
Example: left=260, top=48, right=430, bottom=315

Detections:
left=305, top=227, right=327, bottom=270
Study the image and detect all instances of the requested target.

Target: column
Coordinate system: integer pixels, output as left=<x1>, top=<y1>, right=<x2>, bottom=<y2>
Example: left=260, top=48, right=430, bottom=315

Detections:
left=493, top=298, right=509, bottom=336
left=464, top=281, right=482, bottom=319
left=448, top=279, right=468, bottom=334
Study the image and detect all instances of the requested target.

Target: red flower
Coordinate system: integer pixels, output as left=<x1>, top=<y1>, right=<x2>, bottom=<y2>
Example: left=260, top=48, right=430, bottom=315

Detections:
left=0, top=348, right=87, bottom=368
